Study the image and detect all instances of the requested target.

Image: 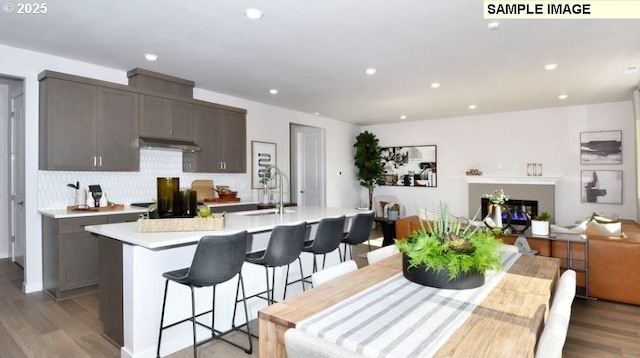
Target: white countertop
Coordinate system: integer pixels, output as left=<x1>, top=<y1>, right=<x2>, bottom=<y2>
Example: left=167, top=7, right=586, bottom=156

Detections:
left=38, top=201, right=259, bottom=219
left=85, top=206, right=372, bottom=250
left=38, top=205, right=148, bottom=219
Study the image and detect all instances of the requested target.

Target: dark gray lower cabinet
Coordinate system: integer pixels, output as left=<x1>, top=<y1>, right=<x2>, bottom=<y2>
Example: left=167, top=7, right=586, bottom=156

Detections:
left=42, top=213, right=141, bottom=302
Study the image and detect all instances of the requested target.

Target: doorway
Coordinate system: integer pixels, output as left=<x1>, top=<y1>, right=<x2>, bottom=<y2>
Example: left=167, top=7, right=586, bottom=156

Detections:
left=290, top=124, right=325, bottom=206
left=1, top=76, right=26, bottom=270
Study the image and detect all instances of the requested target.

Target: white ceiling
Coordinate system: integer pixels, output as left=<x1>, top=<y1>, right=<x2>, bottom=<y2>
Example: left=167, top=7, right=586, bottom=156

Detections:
left=1, top=0, right=640, bottom=124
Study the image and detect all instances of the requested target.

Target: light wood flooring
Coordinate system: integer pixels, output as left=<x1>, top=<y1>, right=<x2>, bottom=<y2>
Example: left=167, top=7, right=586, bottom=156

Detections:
left=1, top=236, right=639, bottom=357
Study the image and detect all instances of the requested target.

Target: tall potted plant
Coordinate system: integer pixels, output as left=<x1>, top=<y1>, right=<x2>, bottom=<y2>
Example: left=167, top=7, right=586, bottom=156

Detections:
left=353, top=131, right=384, bottom=210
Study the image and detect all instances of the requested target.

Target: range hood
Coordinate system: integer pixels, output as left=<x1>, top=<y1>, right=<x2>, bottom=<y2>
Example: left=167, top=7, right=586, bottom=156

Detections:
left=139, top=137, right=201, bottom=152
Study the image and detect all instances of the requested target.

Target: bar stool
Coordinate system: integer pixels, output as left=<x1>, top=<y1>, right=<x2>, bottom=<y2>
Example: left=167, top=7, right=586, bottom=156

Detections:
left=156, top=231, right=252, bottom=358
left=242, top=221, right=308, bottom=305
left=302, top=215, right=346, bottom=276
left=340, top=212, right=375, bottom=261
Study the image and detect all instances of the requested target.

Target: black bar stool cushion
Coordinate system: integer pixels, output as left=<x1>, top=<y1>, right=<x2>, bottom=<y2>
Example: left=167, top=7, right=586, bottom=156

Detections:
left=302, top=215, right=346, bottom=254
left=245, top=222, right=307, bottom=267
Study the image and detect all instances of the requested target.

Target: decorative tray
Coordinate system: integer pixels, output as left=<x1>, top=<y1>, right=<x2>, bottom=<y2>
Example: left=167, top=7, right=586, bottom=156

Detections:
left=67, top=204, right=124, bottom=212
left=137, top=214, right=225, bottom=232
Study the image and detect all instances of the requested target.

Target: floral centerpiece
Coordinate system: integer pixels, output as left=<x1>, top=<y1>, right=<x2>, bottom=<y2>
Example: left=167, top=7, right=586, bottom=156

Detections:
left=483, top=189, right=509, bottom=229
left=484, top=189, right=509, bottom=205
left=395, top=202, right=503, bottom=289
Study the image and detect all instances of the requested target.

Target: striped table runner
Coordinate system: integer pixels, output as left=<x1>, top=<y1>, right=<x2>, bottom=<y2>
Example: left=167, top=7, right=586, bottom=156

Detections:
left=297, top=251, right=521, bottom=358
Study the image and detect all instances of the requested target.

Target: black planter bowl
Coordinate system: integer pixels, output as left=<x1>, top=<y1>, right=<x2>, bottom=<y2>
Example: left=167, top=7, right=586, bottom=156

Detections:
left=402, top=254, right=485, bottom=289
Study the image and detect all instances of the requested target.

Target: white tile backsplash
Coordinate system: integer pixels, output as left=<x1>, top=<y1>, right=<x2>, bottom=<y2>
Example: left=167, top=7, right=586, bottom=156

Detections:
left=38, top=149, right=251, bottom=209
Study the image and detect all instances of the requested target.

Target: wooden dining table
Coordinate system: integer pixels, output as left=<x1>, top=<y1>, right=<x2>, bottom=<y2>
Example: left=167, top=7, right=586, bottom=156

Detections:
left=258, top=253, right=560, bottom=357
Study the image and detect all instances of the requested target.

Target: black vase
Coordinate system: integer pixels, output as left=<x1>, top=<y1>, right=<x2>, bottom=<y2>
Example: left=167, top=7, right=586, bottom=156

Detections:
left=402, top=254, right=485, bottom=289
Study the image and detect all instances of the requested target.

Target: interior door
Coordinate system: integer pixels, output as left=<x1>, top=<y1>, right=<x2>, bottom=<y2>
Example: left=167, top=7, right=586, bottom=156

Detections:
left=11, top=92, right=25, bottom=267
left=294, top=126, right=325, bottom=206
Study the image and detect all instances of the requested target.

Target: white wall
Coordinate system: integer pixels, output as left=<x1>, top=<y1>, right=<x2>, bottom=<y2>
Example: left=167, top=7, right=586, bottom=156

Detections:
left=0, top=44, right=361, bottom=292
left=364, top=102, right=637, bottom=225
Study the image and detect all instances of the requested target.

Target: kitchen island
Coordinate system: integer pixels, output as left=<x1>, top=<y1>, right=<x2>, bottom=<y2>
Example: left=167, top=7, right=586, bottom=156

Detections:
left=85, top=206, right=370, bottom=358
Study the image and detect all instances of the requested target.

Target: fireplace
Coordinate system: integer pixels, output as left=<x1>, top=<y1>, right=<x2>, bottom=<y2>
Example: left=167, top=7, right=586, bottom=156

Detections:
left=467, top=180, right=556, bottom=228
left=481, top=198, right=538, bottom=226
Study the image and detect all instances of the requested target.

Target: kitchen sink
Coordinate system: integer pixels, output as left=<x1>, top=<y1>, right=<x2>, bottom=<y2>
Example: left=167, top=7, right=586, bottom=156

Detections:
left=235, top=209, right=296, bottom=216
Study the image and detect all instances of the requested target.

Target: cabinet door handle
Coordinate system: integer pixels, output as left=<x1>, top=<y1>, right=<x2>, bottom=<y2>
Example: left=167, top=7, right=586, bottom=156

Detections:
left=99, top=156, right=103, bottom=167
left=93, top=156, right=97, bottom=166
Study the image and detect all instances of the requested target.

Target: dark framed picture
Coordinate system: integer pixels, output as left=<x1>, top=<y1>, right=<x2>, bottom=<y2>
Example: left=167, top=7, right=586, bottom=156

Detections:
left=251, top=141, right=276, bottom=189
left=580, top=130, right=622, bottom=165
left=581, top=170, right=622, bottom=204
left=379, top=145, right=437, bottom=187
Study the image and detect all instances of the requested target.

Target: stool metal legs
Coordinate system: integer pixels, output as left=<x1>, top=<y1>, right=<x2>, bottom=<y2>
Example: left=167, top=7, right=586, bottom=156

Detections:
left=156, top=280, right=169, bottom=358
left=156, top=274, right=253, bottom=358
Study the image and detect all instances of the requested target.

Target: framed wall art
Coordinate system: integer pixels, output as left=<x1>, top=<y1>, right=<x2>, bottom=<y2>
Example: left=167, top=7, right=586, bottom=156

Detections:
left=580, top=130, right=622, bottom=165
left=251, top=141, right=277, bottom=188
left=581, top=170, right=622, bottom=204
left=379, top=145, right=437, bottom=187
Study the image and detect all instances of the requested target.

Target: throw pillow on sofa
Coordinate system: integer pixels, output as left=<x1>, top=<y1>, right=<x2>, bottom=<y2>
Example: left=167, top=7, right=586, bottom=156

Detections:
left=585, top=219, right=622, bottom=237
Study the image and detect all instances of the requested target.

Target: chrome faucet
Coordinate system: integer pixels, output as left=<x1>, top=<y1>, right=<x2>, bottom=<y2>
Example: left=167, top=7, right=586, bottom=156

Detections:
left=265, top=165, right=287, bottom=214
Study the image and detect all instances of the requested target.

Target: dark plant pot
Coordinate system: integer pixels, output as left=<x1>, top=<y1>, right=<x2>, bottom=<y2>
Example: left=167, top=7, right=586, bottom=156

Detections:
left=402, top=254, right=485, bottom=289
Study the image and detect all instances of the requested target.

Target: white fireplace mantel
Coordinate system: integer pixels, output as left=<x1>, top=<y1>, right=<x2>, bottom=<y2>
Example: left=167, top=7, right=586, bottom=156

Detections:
left=464, top=176, right=562, bottom=185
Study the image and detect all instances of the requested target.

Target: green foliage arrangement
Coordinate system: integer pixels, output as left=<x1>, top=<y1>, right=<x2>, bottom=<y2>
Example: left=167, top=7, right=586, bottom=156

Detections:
left=396, top=203, right=503, bottom=280
left=388, top=203, right=400, bottom=212
left=353, top=131, right=385, bottom=210
left=259, top=167, right=272, bottom=187
left=484, top=189, right=509, bottom=205
left=534, top=211, right=551, bottom=221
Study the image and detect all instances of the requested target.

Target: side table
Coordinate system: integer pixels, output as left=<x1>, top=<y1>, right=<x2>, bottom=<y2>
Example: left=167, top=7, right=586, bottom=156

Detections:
left=373, top=217, right=396, bottom=247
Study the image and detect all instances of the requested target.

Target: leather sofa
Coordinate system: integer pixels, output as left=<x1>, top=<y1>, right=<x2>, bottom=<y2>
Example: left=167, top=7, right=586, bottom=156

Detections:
left=394, top=216, right=640, bottom=306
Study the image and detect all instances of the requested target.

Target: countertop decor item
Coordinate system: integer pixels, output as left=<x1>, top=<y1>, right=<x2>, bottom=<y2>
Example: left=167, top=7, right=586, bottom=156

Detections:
left=137, top=213, right=225, bottom=232
left=395, top=202, right=503, bottom=289
left=157, top=177, right=180, bottom=217
left=191, top=179, right=215, bottom=202
left=67, top=204, right=124, bottom=212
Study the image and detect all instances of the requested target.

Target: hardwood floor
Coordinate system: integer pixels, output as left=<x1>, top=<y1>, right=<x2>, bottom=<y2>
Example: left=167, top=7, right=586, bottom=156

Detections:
left=1, top=243, right=639, bottom=357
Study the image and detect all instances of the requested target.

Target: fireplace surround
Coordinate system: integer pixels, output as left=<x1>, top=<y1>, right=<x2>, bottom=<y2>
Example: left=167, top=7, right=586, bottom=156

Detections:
left=481, top=198, right=539, bottom=227
left=466, top=177, right=559, bottom=226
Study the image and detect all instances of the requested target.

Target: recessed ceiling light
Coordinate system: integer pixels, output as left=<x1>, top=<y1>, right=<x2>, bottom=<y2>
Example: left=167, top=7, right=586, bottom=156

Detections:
left=314, top=112, right=320, bottom=116
left=469, top=104, right=477, bottom=110
left=545, top=63, right=558, bottom=71
left=488, top=22, right=500, bottom=31
left=365, top=68, right=377, bottom=75
left=400, top=115, right=407, bottom=120
left=558, top=94, right=568, bottom=100
left=244, top=8, right=263, bottom=20
left=625, top=65, right=639, bottom=74
left=431, top=82, right=441, bottom=89
left=144, top=53, right=158, bottom=61
left=269, top=89, right=278, bottom=94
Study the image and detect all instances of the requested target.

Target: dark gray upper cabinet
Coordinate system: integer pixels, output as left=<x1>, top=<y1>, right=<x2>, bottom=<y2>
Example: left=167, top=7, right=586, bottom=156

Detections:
left=189, top=104, right=246, bottom=173
left=39, top=73, right=140, bottom=171
left=96, top=87, right=140, bottom=171
left=139, top=94, right=194, bottom=142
